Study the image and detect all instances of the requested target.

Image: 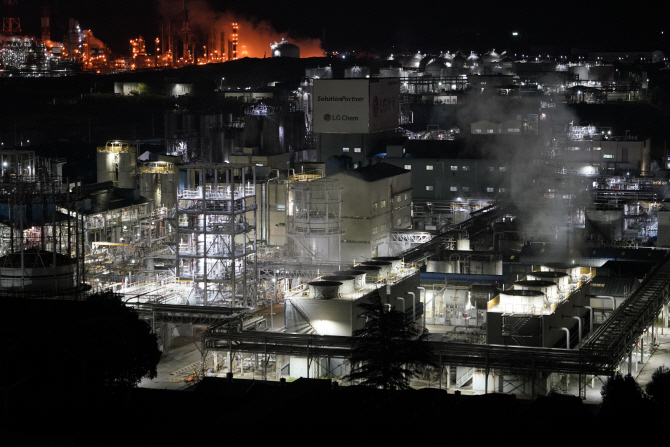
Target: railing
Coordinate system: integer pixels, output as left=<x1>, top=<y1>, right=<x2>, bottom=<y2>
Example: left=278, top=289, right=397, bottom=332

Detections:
left=456, top=367, right=474, bottom=387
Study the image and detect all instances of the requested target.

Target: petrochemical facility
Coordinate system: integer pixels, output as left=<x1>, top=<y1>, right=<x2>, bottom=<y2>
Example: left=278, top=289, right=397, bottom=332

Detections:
left=4, top=1, right=670, bottom=402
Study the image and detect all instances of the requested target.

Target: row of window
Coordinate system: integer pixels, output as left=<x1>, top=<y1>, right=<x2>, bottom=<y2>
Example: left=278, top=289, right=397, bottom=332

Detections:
left=373, top=193, right=410, bottom=210
left=405, top=165, right=506, bottom=172
left=343, top=147, right=362, bottom=153
left=371, top=216, right=410, bottom=234
left=425, top=186, right=506, bottom=192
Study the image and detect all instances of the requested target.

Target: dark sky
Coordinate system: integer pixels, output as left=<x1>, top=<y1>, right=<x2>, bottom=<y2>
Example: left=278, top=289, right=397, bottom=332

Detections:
left=12, top=0, right=670, bottom=56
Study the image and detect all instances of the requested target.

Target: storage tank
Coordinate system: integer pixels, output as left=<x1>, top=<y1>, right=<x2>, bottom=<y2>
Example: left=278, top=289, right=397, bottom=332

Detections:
left=586, top=208, right=624, bottom=242
left=322, top=275, right=356, bottom=293
left=541, top=263, right=583, bottom=282
left=96, top=152, right=115, bottom=183
left=117, top=150, right=137, bottom=189
left=352, top=265, right=382, bottom=283
left=457, top=237, right=470, bottom=251
left=513, top=280, right=559, bottom=300
left=361, top=261, right=392, bottom=278
left=372, top=257, right=402, bottom=275
left=271, top=39, right=300, bottom=58
left=498, top=289, right=546, bottom=314
left=339, top=269, right=367, bottom=290
left=0, top=249, right=76, bottom=293
left=161, top=173, right=177, bottom=210
left=140, top=173, right=158, bottom=203
left=526, top=271, right=569, bottom=291
left=308, top=280, right=341, bottom=299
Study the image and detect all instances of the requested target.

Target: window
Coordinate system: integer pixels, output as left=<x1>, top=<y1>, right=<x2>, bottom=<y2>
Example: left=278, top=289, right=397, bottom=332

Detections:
left=462, top=186, right=470, bottom=192
left=487, top=166, right=494, bottom=172
left=381, top=200, right=386, bottom=208
left=499, top=187, right=506, bottom=193
left=603, top=154, right=613, bottom=159
left=426, top=186, right=434, bottom=191
left=354, top=147, right=361, bottom=153
left=450, top=166, right=458, bottom=171
left=474, top=129, right=482, bottom=134
left=499, top=167, right=506, bottom=172
left=372, top=227, right=378, bottom=235
left=396, top=195, right=402, bottom=203
left=462, top=166, right=470, bottom=171
left=404, top=216, right=409, bottom=222
left=373, top=202, right=378, bottom=210
left=343, top=147, right=350, bottom=152
left=404, top=193, right=408, bottom=200
left=404, top=164, right=412, bottom=170
left=397, top=218, right=402, bottom=226
left=450, top=186, right=458, bottom=192
left=487, top=129, right=494, bottom=134
left=381, top=224, right=387, bottom=231
left=487, top=187, right=494, bottom=192
left=593, top=146, right=601, bottom=151
left=426, top=165, right=434, bottom=170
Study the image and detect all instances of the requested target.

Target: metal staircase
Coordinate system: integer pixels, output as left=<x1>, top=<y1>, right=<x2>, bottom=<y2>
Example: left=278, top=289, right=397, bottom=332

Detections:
left=287, top=298, right=317, bottom=334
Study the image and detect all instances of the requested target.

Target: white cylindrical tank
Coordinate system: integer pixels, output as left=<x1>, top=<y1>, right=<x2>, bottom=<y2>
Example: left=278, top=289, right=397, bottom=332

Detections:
left=353, top=265, right=381, bottom=283
left=362, top=261, right=392, bottom=278
left=322, top=275, right=356, bottom=293
left=97, top=152, right=115, bottom=183
left=513, top=280, right=559, bottom=301
left=140, top=173, right=158, bottom=203
left=372, top=257, right=402, bottom=275
left=457, top=238, right=470, bottom=251
left=0, top=250, right=76, bottom=293
left=527, top=271, right=570, bottom=292
left=118, top=150, right=137, bottom=189
left=498, top=289, right=546, bottom=314
left=161, top=173, right=177, bottom=209
left=339, top=269, right=367, bottom=290
left=308, top=281, right=341, bottom=299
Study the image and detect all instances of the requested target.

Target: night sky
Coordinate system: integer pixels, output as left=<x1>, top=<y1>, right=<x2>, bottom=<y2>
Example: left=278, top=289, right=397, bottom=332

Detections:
left=11, top=0, right=670, bottom=56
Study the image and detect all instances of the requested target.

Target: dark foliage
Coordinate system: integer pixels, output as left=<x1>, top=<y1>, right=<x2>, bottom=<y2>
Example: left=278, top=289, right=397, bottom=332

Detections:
left=646, top=365, right=670, bottom=406
left=345, top=290, right=435, bottom=390
left=600, top=372, right=645, bottom=407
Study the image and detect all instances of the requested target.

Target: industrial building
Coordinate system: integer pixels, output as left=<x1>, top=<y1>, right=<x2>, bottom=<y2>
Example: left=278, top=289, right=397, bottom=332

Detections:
left=3, top=25, right=670, bottom=401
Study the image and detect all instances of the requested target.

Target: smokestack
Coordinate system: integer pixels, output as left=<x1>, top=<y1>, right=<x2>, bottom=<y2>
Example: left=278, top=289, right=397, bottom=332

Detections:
left=40, top=5, right=50, bottom=42
left=220, top=31, right=225, bottom=60
left=182, top=0, right=190, bottom=63
left=2, top=0, right=21, bottom=35
left=231, top=22, right=238, bottom=60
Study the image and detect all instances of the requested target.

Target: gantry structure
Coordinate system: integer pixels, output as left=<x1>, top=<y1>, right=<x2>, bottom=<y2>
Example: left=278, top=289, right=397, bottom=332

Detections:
left=175, top=163, right=258, bottom=308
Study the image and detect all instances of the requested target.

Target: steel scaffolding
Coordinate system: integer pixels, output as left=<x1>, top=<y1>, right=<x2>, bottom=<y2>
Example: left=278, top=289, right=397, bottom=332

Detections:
left=176, top=163, right=257, bottom=308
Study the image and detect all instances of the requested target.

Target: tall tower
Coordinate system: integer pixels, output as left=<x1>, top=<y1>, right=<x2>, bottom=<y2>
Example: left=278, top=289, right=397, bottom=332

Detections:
left=40, top=5, right=50, bottom=42
left=231, top=22, right=238, bottom=60
left=181, top=0, right=190, bottom=62
left=2, top=0, right=21, bottom=35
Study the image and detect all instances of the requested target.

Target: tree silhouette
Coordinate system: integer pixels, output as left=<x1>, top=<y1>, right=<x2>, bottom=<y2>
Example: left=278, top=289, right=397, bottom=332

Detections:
left=600, top=372, right=644, bottom=408
left=646, top=365, right=670, bottom=406
left=345, top=290, right=435, bottom=391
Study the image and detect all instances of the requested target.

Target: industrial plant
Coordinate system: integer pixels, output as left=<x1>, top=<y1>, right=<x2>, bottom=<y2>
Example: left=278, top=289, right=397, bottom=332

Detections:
left=3, top=0, right=670, bottom=404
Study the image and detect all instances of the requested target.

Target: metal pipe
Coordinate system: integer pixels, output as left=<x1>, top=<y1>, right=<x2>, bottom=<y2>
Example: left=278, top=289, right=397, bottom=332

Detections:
left=417, top=287, right=426, bottom=328
left=572, top=316, right=582, bottom=343
left=551, top=326, right=571, bottom=349
left=407, top=292, right=416, bottom=323
left=397, top=297, right=405, bottom=315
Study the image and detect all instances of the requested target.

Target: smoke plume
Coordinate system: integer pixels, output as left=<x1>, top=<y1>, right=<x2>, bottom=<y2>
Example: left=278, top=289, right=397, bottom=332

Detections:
left=159, top=0, right=323, bottom=58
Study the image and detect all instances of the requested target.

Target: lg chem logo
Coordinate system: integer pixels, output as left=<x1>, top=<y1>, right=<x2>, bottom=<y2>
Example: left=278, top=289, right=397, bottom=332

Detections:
left=372, top=96, right=379, bottom=117
left=324, top=113, right=332, bottom=121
